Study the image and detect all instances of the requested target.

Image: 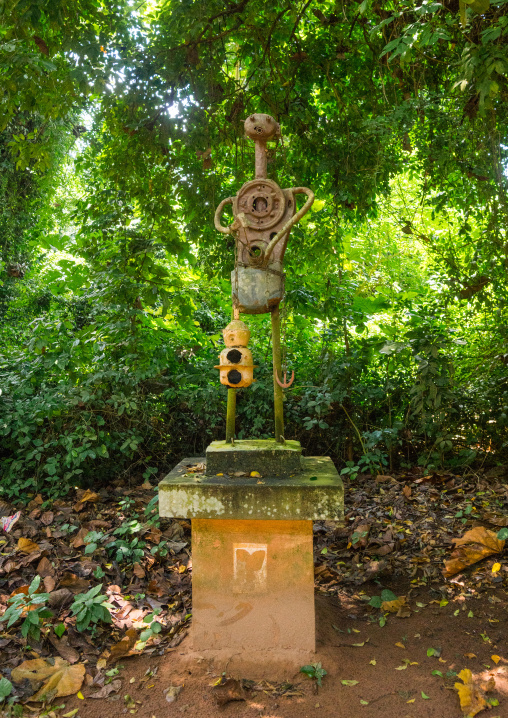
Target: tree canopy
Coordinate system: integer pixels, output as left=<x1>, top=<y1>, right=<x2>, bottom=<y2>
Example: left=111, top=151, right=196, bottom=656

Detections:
left=1, top=0, right=508, bottom=498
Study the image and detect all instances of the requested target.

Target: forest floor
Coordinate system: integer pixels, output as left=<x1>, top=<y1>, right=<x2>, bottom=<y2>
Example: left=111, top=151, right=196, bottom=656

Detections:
left=0, top=463, right=508, bottom=717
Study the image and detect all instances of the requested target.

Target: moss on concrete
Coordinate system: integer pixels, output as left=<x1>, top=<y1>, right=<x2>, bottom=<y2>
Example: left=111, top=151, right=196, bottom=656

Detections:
left=206, top=439, right=303, bottom=479
left=159, top=456, right=343, bottom=522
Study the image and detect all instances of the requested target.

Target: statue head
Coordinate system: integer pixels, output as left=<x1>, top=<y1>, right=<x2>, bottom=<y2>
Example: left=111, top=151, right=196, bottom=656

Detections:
left=244, top=113, right=280, bottom=142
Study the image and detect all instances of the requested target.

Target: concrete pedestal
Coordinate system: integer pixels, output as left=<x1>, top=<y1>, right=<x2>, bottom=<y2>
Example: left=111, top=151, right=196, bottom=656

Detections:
left=192, top=519, right=315, bottom=663
left=159, top=448, right=343, bottom=668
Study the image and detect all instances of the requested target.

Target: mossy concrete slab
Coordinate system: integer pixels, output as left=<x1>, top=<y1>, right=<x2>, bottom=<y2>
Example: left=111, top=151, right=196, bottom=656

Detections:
left=159, top=456, right=343, bottom=522
left=206, top=439, right=303, bottom=478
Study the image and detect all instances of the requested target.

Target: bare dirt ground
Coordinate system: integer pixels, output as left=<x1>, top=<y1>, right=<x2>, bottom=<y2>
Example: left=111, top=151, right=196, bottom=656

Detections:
left=62, top=584, right=508, bottom=718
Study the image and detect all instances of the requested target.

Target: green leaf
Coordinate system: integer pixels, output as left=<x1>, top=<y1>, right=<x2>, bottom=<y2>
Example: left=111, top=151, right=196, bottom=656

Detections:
left=54, top=623, right=66, bottom=638
left=421, top=691, right=430, bottom=699
left=139, top=629, right=152, bottom=642
left=28, top=575, right=41, bottom=594
left=380, top=590, right=398, bottom=602
left=0, top=677, right=13, bottom=701
left=497, top=528, right=508, bottom=540
left=342, top=680, right=359, bottom=686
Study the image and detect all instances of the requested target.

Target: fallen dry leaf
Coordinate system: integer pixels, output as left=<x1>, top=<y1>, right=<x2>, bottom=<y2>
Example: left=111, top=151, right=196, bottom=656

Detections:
left=133, top=563, right=145, bottom=579
left=36, top=556, right=55, bottom=578
left=454, top=668, right=496, bottom=717
left=75, top=489, right=100, bottom=504
left=443, top=527, right=505, bottom=577
left=49, top=635, right=80, bottom=664
left=382, top=597, right=407, bottom=614
left=402, top=485, right=412, bottom=499
left=17, top=537, right=39, bottom=554
left=72, top=527, right=90, bottom=549
left=108, top=628, right=138, bottom=663
left=164, top=685, right=183, bottom=703
left=43, top=575, right=56, bottom=593
left=90, top=679, right=122, bottom=699
left=145, top=527, right=162, bottom=544
left=396, top=603, right=411, bottom=618
left=48, top=588, right=73, bottom=611
left=41, top=511, right=54, bottom=526
left=11, top=658, right=85, bottom=702
left=213, top=678, right=247, bottom=706
left=59, top=573, right=89, bottom=593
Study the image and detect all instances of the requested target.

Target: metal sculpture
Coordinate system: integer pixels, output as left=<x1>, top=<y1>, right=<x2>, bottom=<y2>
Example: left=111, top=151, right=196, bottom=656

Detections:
left=214, top=113, right=314, bottom=443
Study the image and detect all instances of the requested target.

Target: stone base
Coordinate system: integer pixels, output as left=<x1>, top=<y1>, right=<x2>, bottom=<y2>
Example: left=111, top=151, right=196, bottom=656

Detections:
left=159, top=456, right=344, bottom=521
left=192, top=518, right=315, bottom=662
left=206, top=439, right=303, bottom=478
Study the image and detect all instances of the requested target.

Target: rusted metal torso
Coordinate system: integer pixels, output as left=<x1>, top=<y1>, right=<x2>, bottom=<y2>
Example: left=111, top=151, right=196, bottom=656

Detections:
left=214, top=114, right=314, bottom=314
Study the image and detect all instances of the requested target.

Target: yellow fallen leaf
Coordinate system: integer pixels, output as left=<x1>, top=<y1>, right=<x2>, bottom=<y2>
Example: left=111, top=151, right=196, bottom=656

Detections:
left=11, top=658, right=85, bottom=702
left=439, top=657, right=446, bottom=663
left=382, top=597, right=407, bottom=613
left=96, top=658, right=107, bottom=670
left=63, top=710, right=79, bottom=718
left=78, top=489, right=100, bottom=503
left=250, top=471, right=262, bottom=478
left=369, top=659, right=376, bottom=665
left=454, top=668, right=496, bottom=717
left=407, top=698, right=415, bottom=703
left=491, top=655, right=501, bottom=664
left=395, top=642, right=405, bottom=649
left=216, top=473, right=223, bottom=476
left=352, top=629, right=361, bottom=633
left=492, top=562, right=501, bottom=573
left=443, top=527, right=504, bottom=577
left=77, top=691, right=84, bottom=699
left=464, top=653, right=477, bottom=659
left=17, top=537, right=40, bottom=554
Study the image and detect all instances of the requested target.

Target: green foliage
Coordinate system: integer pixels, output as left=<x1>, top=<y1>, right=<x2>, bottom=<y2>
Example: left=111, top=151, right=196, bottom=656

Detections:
left=0, top=576, right=52, bottom=642
left=1, top=0, right=508, bottom=497
left=0, top=677, right=13, bottom=702
left=70, top=584, right=112, bottom=632
left=368, top=589, right=398, bottom=608
left=340, top=462, right=360, bottom=481
left=138, top=610, right=162, bottom=644
left=300, top=662, right=327, bottom=686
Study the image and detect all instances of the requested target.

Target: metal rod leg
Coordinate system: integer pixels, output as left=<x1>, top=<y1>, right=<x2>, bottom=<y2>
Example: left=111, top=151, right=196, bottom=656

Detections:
left=226, top=388, right=236, bottom=443
left=271, top=306, right=284, bottom=443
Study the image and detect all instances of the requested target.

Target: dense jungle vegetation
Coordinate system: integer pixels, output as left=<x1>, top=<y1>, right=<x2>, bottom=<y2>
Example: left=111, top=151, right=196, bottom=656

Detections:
left=1, top=0, right=508, bottom=500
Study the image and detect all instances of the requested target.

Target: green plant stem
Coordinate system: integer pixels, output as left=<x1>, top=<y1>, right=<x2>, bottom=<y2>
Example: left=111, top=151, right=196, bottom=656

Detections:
left=340, top=403, right=365, bottom=454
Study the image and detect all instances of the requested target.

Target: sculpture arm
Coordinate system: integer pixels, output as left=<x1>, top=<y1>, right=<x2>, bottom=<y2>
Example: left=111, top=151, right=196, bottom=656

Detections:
left=214, top=196, right=234, bottom=234
left=262, top=187, right=315, bottom=264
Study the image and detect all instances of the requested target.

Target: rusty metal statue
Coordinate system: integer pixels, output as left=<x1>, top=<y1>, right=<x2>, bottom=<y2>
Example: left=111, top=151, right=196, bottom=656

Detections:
left=214, top=113, right=314, bottom=443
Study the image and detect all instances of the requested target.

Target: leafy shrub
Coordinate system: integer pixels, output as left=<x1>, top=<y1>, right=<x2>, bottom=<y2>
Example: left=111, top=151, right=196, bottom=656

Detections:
left=70, top=585, right=112, bottom=632
left=0, top=576, right=52, bottom=642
